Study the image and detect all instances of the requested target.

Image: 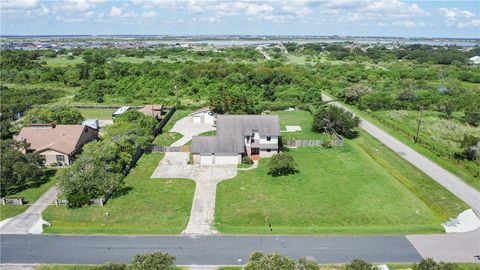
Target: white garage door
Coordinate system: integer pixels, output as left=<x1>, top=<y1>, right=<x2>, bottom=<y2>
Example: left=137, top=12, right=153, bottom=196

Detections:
left=200, top=155, right=214, bottom=165
left=192, top=115, right=202, bottom=123
left=215, top=155, right=239, bottom=165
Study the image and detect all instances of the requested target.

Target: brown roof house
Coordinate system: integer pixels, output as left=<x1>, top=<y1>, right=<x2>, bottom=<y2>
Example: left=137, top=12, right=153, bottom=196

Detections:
left=137, top=105, right=163, bottom=119
left=14, top=124, right=98, bottom=166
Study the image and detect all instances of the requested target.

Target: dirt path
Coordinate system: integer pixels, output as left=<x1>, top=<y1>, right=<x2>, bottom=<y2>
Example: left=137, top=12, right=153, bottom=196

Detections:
left=322, top=94, right=480, bottom=214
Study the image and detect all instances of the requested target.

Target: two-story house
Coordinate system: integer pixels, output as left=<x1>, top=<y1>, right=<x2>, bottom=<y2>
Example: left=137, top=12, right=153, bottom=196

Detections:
left=191, top=115, right=280, bottom=165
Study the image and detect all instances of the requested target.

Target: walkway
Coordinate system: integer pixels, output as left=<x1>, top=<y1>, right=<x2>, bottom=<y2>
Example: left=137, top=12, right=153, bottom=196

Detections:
left=0, top=186, right=58, bottom=234
left=322, top=94, right=480, bottom=214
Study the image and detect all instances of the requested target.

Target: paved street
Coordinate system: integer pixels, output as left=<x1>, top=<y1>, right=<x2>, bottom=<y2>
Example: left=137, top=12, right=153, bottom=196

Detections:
left=322, top=94, right=480, bottom=214
left=0, top=234, right=421, bottom=265
left=0, top=186, right=58, bottom=234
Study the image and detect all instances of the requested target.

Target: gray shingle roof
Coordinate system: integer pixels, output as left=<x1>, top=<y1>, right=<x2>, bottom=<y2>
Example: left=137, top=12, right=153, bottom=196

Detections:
left=191, top=115, right=280, bottom=154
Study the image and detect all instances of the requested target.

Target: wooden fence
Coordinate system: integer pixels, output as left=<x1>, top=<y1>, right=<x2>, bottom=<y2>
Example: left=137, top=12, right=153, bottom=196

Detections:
left=150, top=145, right=191, bottom=153
left=287, top=140, right=323, bottom=147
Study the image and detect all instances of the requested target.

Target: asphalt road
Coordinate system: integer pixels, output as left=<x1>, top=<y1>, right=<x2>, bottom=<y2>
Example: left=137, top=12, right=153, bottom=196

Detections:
left=1, top=235, right=421, bottom=265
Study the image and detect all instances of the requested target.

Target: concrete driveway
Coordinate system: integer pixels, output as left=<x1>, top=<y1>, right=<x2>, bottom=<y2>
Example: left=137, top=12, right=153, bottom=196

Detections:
left=0, top=186, right=58, bottom=234
left=151, top=160, right=237, bottom=235
left=170, top=117, right=215, bottom=146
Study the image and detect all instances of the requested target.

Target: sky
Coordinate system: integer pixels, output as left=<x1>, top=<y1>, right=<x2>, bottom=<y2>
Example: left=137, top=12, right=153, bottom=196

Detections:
left=1, top=0, right=479, bottom=38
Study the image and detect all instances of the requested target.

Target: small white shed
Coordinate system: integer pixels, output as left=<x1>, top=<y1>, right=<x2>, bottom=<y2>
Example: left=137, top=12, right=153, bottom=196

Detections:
left=190, top=107, right=215, bottom=124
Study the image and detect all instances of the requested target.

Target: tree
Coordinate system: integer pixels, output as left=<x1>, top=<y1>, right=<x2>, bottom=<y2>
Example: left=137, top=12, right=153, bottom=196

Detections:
left=0, top=140, right=44, bottom=197
left=268, top=152, right=298, bottom=176
left=58, top=155, right=123, bottom=208
left=414, top=258, right=439, bottom=270
left=345, top=259, right=373, bottom=270
left=312, top=106, right=360, bottom=138
left=343, top=84, right=372, bottom=104
left=245, top=252, right=296, bottom=270
left=459, top=135, right=480, bottom=161
left=130, top=252, right=176, bottom=270
left=23, top=106, right=83, bottom=125
left=208, top=84, right=258, bottom=114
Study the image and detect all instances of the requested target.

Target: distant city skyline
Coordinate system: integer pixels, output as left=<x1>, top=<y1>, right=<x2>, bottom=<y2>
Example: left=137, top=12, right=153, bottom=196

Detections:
left=1, top=0, right=479, bottom=38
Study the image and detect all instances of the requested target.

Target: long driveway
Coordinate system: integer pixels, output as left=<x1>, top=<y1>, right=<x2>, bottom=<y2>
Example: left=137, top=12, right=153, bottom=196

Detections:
left=152, top=116, right=237, bottom=235
left=0, top=186, right=58, bottom=234
left=322, top=94, right=480, bottom=214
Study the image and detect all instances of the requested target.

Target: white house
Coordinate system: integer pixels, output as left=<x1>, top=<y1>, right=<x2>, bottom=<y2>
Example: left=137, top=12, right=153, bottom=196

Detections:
left=470, top=56, right=480, bottom=65
left=191, top=115, right=280, bottom=165
left=189, top=107, right=216, bottom=125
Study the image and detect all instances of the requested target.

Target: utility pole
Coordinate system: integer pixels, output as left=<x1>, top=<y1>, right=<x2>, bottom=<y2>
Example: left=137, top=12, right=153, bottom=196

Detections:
left=414, top=109, right=424, bottom=143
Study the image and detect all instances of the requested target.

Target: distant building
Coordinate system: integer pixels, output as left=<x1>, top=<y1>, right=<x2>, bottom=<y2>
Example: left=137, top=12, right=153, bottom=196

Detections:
left=137, top=105, right=163, bottom=119
left=470, top=56, right=480, bottom=65
left=14, top=124, right=98, bottom=165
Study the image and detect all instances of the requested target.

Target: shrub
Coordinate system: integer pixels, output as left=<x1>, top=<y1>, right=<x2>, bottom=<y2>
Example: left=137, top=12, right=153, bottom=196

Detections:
left=268, top=152, right=297, bottom=176
left=130, top=252, right=176, bottom=270
left=94, top=263, right=128, bottom=270
left=465, top=111, right=480, bottom=126
left=242, top=155, right=254, bottom=164
left=345, top=259, right=373, bottom=270
left=245, top=252, right=296, bottom=270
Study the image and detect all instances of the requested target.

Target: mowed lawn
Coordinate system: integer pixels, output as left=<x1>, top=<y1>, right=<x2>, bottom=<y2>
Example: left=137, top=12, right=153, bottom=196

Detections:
left=272, top=110, right=330, bottom=141
left=0, top=170, right=59, bottom=221
left=43, top=153, right=195, bottom=234
left=78, top=108, right=115, bottom=120
left=216, top=131, right=466, bottom=235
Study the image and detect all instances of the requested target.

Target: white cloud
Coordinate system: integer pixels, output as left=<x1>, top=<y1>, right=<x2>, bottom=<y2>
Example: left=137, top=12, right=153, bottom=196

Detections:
left=60, top=0, right=106, bottom=12
left=109, top=6, right=123, bottom=16
left=1, top=0, right=38, bottom=10
left=438, top=7, right=478, bottom=28
left=141, top=10, right=157, bottom=18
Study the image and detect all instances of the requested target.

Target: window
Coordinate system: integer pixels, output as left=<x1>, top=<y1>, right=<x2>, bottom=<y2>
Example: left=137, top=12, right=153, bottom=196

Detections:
left=267, top=136, right=271, bottom=141
left=56, top=155, right=65, bottom=163
left=267, top=149, right=271, bottom=152
left=40, top=155, right=46, bottom=162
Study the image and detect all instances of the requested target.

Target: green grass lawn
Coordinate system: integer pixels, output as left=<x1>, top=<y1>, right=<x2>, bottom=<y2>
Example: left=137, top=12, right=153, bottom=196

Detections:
left=272, top=110, right=330, bottom=141
left=0, top=169, right=60, bottom=221
left=43, top=153, right=196, bottom=234
left=324, top=93, right=480, bottom=191
left=216, top=130, right=466, bottom=235
left=41, top=56, right=85, bottom=67
left=78, top=108, right=115, bottom=120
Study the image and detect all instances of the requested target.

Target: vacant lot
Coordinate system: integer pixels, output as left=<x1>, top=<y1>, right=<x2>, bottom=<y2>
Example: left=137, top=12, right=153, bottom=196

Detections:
left=0, top=170, right=59, bottom=221
left=78, top=108, right=115, bottom=120
left=216, top=130, right=466, bottom=235
left=43, top=153, right=195, bottom=234
left=371, top=110, right=480, bottom=190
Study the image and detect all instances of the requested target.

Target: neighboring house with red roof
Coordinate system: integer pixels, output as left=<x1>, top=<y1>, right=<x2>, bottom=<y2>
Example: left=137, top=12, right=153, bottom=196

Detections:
left=137, top=105, right=163, bottom=119
left=13, top=123, right=98, bottom=165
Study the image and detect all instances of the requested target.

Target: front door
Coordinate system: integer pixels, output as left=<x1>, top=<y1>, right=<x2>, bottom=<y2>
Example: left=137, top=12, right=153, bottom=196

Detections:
left=251, top=148, right=260, bottom=160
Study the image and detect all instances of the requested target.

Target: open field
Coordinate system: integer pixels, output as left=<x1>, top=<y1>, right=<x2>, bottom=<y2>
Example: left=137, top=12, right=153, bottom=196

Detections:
left=216, top=128, right=466, bottom=235
left=0, top=170, right=59, bottom=221
left=78, top=108, right=114, bottom=120
left=43, top=153, right=195, bottom=234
